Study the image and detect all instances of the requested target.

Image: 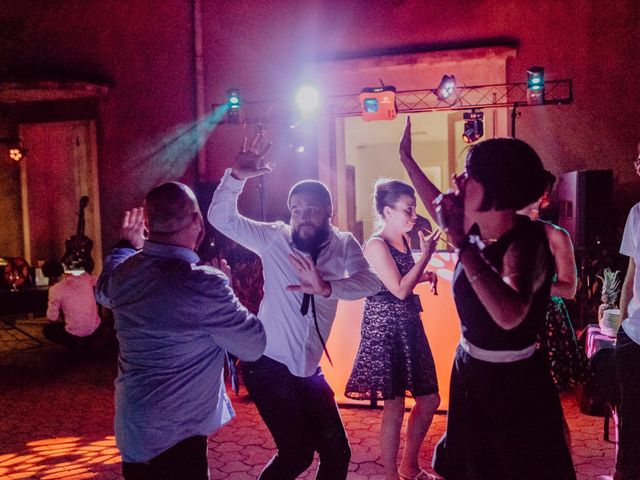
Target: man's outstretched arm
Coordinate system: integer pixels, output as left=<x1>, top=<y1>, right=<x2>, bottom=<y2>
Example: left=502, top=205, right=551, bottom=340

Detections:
left=207, top=132, right=275, bottom=254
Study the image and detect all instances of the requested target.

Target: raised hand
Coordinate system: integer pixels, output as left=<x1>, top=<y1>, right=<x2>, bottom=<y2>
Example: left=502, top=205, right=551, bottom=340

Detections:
left=399, top=116, right=412, bottom=160
left=210, top=257, right=232, bottom=283
left=231, top=128, right=273, bottom=180
left=419, top=228, right=441, bottom=261
left=286, top=252, right=331, bottom=297
left=121, top=207, right=145, bottom=249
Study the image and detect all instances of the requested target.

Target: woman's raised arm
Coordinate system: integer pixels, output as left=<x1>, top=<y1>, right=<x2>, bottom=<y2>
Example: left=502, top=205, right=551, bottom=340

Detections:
left=399, top=116, right=443, bottom=222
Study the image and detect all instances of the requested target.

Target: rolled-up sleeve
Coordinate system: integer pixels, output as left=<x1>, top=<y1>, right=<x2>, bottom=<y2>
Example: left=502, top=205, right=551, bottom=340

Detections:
left=208, top=169, right=278, bottom=254
left=328, top=234, right=380, bottom=300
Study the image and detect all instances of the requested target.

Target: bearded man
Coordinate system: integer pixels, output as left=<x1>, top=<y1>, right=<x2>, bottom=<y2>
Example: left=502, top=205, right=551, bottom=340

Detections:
left=208, top=133, right=379, bottom=480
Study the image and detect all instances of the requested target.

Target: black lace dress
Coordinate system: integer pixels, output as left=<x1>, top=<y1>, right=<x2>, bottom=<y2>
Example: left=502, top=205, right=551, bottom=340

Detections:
left=345, top=236, right=438, bottom=401
left=432, top=218, right=576, bottom=480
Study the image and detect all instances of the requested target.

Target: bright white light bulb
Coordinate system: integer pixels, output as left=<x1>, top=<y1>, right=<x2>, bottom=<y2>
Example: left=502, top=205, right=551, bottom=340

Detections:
left=295, top=85, right=320, bottom=114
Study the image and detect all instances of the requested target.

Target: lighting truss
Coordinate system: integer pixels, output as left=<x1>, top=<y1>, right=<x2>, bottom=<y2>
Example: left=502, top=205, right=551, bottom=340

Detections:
left=213, top=79, right=572, bottom=124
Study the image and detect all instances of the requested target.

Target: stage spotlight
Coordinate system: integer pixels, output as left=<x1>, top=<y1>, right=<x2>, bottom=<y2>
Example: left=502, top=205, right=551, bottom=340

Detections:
left=527, top=66, right=545, bottom=105
left=295, top=85, right=320, bottom=114
left=359, top=85, right=397, bottom=121
left=227, top=89, right=241, bottom=109
left=435, top=75, right=457, bottom=103
left=226, top=88, right=242, bottom=123
left=462, top=109, right=484, bottom=144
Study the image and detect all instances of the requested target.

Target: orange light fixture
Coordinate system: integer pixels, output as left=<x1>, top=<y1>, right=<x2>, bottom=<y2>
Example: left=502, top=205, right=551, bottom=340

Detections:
left=359, top=85, right=397, bottom=121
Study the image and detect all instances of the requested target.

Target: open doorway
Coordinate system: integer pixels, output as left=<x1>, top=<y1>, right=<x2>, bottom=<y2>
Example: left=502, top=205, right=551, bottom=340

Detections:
left=0, top=81, right=107, bottom=274
left=19, top=120, right=102, bottom=273
left=339, top=111, right=479, bottom=244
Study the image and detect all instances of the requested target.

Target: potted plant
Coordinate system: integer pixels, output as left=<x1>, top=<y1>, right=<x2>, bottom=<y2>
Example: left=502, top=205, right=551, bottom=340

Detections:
left=596, top=268, right=621, bottom=334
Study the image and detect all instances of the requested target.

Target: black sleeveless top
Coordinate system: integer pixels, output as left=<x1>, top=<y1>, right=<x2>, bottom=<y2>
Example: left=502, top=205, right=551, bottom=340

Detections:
left=368, top=236, right=422, bottom=311
left=452, top=217, right=553, bottom=351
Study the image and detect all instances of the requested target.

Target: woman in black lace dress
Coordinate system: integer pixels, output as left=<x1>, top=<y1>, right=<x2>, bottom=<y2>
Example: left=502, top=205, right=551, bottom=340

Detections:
left=345, top=179, right=440, bottom=480
left=399, top=117, right=576, bottom=480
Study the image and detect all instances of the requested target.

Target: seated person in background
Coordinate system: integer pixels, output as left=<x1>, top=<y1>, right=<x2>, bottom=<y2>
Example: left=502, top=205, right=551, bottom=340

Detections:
left=43, top=260, right=101, bottom=349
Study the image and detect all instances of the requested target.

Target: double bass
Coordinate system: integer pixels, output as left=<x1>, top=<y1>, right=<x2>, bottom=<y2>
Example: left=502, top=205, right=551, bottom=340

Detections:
left=61, top=196, right=94, bottom=272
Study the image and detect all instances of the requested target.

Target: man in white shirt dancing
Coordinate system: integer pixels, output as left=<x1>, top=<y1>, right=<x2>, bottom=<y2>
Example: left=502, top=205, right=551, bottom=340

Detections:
left=600, top=144, right=640, bottom=480
left=208, top=133, right=379, bottom=480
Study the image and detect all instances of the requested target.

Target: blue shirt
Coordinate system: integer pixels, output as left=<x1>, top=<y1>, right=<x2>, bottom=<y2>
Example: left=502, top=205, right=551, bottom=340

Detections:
left=96, top=241, right=266, bottom=463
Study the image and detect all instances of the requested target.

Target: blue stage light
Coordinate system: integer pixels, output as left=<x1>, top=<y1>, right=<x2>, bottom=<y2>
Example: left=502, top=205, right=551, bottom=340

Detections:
left=227, top=89, right=241, bottom=109
left=527, top=67, right=545, bottom=90
left=527, top=67, right=545, bottom=105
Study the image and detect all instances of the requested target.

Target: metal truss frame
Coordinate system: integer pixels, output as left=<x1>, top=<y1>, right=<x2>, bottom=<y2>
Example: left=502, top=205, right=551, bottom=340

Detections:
left=214, top=79, right=572, bottom=124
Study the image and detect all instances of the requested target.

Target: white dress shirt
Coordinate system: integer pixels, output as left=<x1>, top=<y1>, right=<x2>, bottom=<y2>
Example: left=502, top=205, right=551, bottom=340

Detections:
left=209, top=169, right=380, bottom=377
left=47, top=272, right=101, bottom=337
left=620, top=201, right=640, bottom=345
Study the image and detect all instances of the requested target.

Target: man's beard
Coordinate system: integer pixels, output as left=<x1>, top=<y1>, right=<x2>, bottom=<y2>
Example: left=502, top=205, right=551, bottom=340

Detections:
left=292, top=223, right=331, bottom=255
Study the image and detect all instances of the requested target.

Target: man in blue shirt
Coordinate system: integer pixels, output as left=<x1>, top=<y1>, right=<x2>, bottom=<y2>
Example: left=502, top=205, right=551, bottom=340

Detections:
left=96, top=182, right=266, bottom=480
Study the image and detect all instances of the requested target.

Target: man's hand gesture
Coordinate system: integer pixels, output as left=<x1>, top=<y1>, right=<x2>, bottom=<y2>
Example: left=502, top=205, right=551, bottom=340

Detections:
left=286, top=252, right=332, bottom=297
left=121, top=207, right=145, bottom=250
left=209, top=258, right=232, bottom=284
left=231, top=128, right=273, bottom=181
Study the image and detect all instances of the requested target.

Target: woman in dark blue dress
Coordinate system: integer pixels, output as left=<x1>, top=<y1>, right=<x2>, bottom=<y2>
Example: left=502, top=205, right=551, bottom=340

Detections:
left=399, top=116, right=576, bottom=480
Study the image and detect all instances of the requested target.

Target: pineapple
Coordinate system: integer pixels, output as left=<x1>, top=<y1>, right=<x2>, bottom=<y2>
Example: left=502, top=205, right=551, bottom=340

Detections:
left=597, top=268, right=621, bottom=323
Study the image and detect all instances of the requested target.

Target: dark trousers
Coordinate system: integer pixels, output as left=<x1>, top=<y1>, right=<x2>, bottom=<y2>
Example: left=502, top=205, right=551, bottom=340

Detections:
left=615, top=329, right=640, bottom=480
left=122, top=435, right=209, bottom=480
left=242, top=355, right=351, bottom=480
left=43, top=322, right=88, bottom=350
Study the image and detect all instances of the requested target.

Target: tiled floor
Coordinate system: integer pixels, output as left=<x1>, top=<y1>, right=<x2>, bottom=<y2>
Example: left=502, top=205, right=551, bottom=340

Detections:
left=0, top=317, right=616, bottom=479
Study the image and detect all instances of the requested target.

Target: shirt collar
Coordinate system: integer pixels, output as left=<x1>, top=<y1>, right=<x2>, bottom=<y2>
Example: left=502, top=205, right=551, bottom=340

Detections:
left=142, top=241, right=200, bottom=264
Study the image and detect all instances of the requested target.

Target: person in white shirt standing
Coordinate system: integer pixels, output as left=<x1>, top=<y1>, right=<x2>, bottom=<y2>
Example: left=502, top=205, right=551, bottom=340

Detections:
left=600, top=145, right=640, bottom=480
left=208, top=131, right=380, bottom=480
left=43, top=261, right=101, bottom=351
